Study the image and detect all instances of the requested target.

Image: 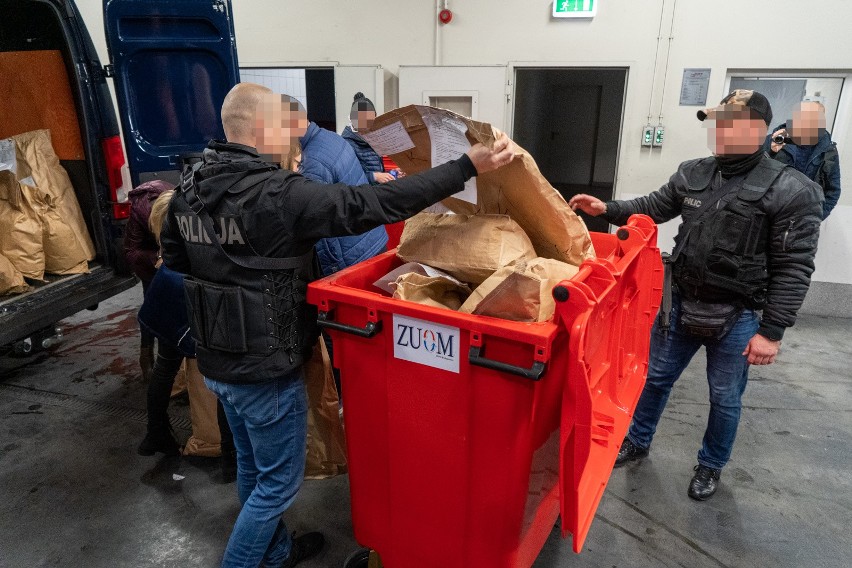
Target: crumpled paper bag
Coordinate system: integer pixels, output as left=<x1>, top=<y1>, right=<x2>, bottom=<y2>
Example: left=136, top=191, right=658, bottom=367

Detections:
left=183, top=358, right=222, bottom=458
left=391, top=272, right=472, bottom=311
left=397, top=213, right=536, bottom=285
left=460, top=257, right=580, bottom=322
left=362, top=105, right=595, bottom=266
left=0, top=170, right=45, bottom=280
left=304, top=339, right=347, bottom=479
left=0, top=252, right=28, bottom=295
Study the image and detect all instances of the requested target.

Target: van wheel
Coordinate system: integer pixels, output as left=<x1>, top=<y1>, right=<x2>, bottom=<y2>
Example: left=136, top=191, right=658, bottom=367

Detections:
left=343, top=548, right=372, bottom=568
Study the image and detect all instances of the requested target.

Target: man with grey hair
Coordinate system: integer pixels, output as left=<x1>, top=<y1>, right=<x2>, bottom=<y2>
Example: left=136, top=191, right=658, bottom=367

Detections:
left=161, top=82, right=514, bottom=567
left=763, top=99, right=842, bottom=219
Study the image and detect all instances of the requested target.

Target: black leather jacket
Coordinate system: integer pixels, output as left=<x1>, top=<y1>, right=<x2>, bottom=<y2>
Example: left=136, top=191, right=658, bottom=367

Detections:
left=603, top=154, right=823, bottom=340
left=161, top=140, right=476, bottom=383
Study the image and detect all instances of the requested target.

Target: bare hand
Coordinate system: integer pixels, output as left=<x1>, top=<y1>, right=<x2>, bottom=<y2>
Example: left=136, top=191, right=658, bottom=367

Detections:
left=742, top=334, right=780, bottom=365
left=466, top=133, right=515, bottom=174
left=568, top=194, right=607, bottom=216
left=373, top=172, right=395, bottom=184
left=770, top=128, right=787, bottom=153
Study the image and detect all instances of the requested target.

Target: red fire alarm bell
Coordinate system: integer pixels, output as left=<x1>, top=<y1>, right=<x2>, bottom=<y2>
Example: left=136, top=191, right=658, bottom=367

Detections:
left=439, top=9, right=453, bottom=24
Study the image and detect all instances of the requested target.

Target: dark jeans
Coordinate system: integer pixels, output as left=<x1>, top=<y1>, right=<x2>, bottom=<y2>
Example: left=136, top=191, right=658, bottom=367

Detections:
left=205, top=370, right=307, bottom=568
left=627, top=294, right=760, bottom=470
left=139, top=279, right=155, bottom=348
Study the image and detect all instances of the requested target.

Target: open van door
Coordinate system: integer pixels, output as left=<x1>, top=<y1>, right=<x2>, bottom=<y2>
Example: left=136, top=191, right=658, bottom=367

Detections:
left=103, top=0, right=240, bottom=185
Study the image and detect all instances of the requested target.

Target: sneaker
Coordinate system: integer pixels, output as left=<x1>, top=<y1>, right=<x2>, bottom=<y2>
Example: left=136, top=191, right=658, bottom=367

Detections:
left=688, top=465, right=721, bottom=500
left=137, top=428, right=181, bottom=457
left=614, top=436, right=649, bottom=467
left=280, top=532, right=325, bottom=568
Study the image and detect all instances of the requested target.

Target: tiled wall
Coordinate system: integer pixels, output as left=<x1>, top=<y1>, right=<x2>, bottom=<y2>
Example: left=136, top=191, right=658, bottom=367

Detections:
left=239, top=68, right=309, bottom=110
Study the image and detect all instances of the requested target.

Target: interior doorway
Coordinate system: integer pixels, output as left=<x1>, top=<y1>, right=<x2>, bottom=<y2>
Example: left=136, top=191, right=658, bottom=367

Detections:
left=513, top=67, right=627, bottom=232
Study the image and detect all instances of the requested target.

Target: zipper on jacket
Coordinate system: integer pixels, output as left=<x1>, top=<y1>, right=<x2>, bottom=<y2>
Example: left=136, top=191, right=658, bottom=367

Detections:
left=782, top=220, right=796, bottom=251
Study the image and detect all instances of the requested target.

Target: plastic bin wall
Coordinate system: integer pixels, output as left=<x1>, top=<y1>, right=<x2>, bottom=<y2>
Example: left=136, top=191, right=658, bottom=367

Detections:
left=307, top=215, right=663, bottom=567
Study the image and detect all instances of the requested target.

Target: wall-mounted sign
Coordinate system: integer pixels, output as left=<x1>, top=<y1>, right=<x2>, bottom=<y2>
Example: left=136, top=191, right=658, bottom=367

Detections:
left=553, top=0, right=597, bottom=18
left=680, top=68, right=712, bottom=106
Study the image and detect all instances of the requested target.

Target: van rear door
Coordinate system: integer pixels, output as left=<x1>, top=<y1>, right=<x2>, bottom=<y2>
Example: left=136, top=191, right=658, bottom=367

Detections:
left=102, top=0, right=240, bottom=185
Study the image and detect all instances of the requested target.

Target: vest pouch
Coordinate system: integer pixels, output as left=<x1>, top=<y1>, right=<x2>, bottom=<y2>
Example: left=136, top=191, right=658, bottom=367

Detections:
left=183, top=278, right=249, bottom=353
left=678, top=298, right=742, bottom=340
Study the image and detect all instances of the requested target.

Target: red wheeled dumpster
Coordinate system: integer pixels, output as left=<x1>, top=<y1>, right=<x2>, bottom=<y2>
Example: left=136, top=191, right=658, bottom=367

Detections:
left=307, top=215, right=663, bottom=568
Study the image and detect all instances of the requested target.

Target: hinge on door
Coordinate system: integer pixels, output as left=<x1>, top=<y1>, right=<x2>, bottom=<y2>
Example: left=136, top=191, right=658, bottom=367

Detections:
left=103, top=64, right=115, bottom=78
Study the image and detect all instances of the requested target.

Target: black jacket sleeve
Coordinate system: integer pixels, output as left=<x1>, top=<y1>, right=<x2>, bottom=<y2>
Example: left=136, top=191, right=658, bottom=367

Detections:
left=601, top=169, right=685, bottom=226
left=759, top=178, right=824, bottom=340
left=160, top=198, right=192, bottom=274
left=275, top=155, right=477, bottom=242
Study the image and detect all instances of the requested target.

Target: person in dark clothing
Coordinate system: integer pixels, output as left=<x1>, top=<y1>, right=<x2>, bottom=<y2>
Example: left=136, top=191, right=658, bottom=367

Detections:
left=762, top=100, right=842, bottom=219
left=124, top=180, right=175, bottom=382
left=341, top=92, right=396, bottom=185
left=570, top=89, right=823, bottom=501
left=160, top=83, right=514, bottom=568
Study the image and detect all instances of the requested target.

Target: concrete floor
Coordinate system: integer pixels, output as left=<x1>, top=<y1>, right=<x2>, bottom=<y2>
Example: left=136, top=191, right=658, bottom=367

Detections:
left=1, top=285, right=850, bottom=568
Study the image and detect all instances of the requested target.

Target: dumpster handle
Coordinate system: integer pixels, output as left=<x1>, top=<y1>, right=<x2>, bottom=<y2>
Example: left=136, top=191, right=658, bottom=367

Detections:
left=317, top=310, right=382, bottom=338
left=468, top=346, right=546, bottom=381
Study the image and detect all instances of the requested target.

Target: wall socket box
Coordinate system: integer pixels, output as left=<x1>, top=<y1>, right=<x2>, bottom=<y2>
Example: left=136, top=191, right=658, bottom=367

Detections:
left=653, top=126, right=665, bottom=147
left=642, top=125, right=654, bottom=147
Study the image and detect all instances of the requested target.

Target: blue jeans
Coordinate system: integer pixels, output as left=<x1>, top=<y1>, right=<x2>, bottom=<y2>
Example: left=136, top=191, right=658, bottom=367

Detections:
left=205, top=370, right=308, bottom=568
left=627, top=294, right=760, bottom=470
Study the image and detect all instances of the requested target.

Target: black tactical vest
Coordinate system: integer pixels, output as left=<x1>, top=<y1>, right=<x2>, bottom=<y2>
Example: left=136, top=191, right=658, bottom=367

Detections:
left=672, top=157, right=787, bottom=307
left=177, top=164, right=320, bottom=383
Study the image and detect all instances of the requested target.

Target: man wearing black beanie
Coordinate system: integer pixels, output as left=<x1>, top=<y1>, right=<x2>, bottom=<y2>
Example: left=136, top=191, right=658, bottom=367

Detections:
left=569, top=90, right=823, bottom=501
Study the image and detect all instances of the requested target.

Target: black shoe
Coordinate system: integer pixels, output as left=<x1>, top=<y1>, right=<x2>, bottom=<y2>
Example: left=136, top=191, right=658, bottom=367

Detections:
left=137, top=428, right=181, bottom=456
left=220, top=450, right=237, bottom=484
left=280, top=532, right=325, bottom=568
left=688, top=465, right=721, bottom=501
left=614, top=436, right=649, bottom=467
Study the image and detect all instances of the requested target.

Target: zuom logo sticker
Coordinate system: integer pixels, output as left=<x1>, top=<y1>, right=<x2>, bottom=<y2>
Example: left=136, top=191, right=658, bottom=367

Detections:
left=393, top=314, right=460, bottom=373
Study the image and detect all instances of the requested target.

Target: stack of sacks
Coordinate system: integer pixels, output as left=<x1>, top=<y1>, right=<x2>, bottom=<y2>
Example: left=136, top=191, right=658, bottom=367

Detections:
left=0, top=129, right=94, bottom=285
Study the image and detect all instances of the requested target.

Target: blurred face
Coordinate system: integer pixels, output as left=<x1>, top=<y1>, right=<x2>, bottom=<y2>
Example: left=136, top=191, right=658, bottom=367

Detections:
left=789, top=102, right=825, bottom=145
left=704, top=106, right=767, bottom=156
left=350, top=109, right=376, bottom=131
left=254, top=96, right=309, bottom=161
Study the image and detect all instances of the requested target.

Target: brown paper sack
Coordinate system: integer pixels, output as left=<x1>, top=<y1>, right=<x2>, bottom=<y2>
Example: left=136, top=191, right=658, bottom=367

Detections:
left=304, top=339, right=347, bottom=479
left=363, top=105, right=595, bottom=266
left=391, top=272, right=472, bottom=310
left=460, top=258, right=580, bottom=322
left=0, top=170, right=45, bottom=280
left=12, top=129, right=96, bottom=260
left=170, top=361, right=188, bottom=398
left=20, top=182, right=88, bottom=275
left=0, top=253, right=29, bottom=295
left=397, top=213, right=536, bottom=285
left=183, top=358, right=222, bottom=457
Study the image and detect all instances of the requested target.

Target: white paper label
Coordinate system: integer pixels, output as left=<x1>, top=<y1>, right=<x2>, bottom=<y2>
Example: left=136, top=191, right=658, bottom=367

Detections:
left=360, top=121, right=416, bottom=156
left=419, top=108, right=478, bottom=204
left=393, top=314, right=460, bottom=373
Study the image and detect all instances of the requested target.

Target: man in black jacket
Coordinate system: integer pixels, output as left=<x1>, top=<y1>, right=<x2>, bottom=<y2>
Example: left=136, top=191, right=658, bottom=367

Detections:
left=570, top=90, right=823, bottom=501
left=160, top=83, right=513, bottom=568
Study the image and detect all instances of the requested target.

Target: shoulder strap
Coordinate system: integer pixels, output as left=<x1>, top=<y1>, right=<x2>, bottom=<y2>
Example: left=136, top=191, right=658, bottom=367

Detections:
left=180, top=163, right=312, bottom=271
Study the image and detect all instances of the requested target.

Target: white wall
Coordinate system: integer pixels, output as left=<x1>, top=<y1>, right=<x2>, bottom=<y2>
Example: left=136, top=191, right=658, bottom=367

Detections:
left=75, top=0, right=852, bottom=285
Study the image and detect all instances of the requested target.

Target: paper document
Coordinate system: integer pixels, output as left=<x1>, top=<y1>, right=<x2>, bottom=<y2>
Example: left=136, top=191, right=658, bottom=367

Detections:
left=419, top=108, right=478, bottom=204
left=359, top=121, right=416, bottom=156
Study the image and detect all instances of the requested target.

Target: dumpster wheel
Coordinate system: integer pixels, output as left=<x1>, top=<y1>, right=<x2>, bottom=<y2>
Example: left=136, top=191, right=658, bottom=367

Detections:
left=343, top=547, right=383, bottom=568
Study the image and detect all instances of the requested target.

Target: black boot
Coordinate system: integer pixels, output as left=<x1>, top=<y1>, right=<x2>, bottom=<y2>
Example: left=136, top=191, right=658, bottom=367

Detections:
left=614, top=436, right=649, bottom=467
left=688, top=465, right=721, bottom=500
left=137, top=425, right=181, bottom=456
left=280, top=532, right=325, bottom=568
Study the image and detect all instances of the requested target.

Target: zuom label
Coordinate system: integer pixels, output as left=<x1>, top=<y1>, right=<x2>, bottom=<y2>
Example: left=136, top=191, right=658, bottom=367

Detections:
left=393, top=314, right=460, bottom=373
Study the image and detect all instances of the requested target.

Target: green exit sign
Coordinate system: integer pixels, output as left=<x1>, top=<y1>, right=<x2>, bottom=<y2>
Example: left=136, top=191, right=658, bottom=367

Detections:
left=553, top=0, right=597, bottom=18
